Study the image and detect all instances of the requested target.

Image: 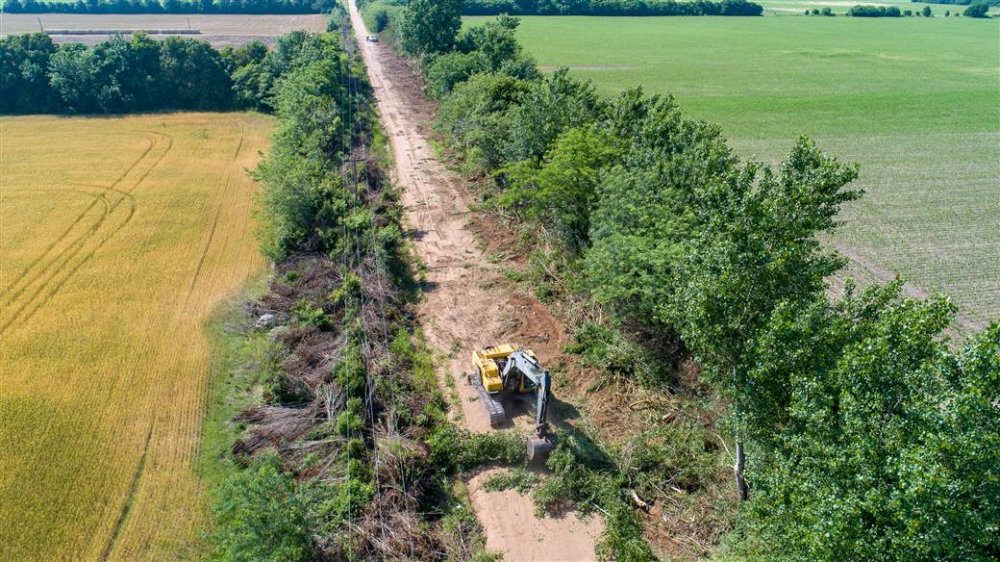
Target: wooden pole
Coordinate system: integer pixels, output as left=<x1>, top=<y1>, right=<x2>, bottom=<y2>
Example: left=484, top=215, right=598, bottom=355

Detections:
left=735, top=440, right=748, bottom=501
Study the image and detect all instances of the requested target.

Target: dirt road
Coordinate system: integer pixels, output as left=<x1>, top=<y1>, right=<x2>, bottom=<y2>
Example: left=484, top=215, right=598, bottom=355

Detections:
left=347, top=3, right=602, bottom=560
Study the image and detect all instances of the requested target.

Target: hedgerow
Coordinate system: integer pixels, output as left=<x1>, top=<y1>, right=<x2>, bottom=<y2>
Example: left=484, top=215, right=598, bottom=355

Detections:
left=0, top=29, right=353, bottom=115
left=381, top=3, right=1000, bottom=560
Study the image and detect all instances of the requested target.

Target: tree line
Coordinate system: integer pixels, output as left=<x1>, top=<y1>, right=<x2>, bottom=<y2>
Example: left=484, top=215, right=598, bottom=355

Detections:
left=379, top=3, right=1000, bottom=560
left=460, top=0, right=764, bottom=16
left=357, top=0, right=762, bottom=22
left=1, top=0, right=332, bottom=15
left=847, top=5, right=903, bottom=16
left=914, top=0, right=998, bottom=5
left=0, top=31, right=341, bottom=114
left=851, top=2, right=994, bottom=16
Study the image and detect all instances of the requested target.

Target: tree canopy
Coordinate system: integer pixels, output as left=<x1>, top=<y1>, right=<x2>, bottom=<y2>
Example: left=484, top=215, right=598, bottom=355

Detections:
left=399, top=0, right=462, bottom=56
left=409, top=10, right=1000, bottom=558
left=0, top=31, right=339, bottom=115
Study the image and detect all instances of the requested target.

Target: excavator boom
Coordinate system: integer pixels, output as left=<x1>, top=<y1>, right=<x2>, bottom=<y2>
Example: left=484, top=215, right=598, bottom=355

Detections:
left=500, top=350, right=552, bottom=436
left=470, top=344, right=556, bottom=463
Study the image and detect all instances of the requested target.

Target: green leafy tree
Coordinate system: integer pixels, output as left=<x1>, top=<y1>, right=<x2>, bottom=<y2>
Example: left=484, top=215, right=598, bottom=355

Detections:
left=501, top=68, right=604, bottom=164
left=584, top=91, right=735, bottom=326
left=667, top=139, right=859, bottom=499
left=964, top=1, right=990, bottom=16
left=426, top=51, right=489, bottom=98
left=740, top=283, right=999, bottom=561
left=497, top=126, right=620, bottom=251
left=209, top=451, right=312, bottom=562
left=0, top=34, right=58, bottom=113
left=455, top=14, right=523, bottom=70
left=255, top=52, right=358, bottom=259
left=76, top=33, right=163, bottom=113
left=922, top=5, right=932, bottom=15
left=588, top=135, right=860, bottom=500
left=48, top=44, right=101, bottom=113
left=399, top=0, right=462, bottom=55
left=159, top=37, right=232, bottom=109
left=435, top=72, right=530, bottom=172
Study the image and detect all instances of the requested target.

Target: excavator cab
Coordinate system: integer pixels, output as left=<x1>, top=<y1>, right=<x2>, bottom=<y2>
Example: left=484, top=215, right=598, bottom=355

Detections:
left=470, top=344, right=556, bottom=463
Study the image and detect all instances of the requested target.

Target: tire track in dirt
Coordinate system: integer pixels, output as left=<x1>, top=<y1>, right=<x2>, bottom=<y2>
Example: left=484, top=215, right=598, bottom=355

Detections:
left=0, top=187, right=115, bottom=306
left=105, top=126, right=267, bottom=559
left=347, top=3, right=603, bottom=559
left=0, top=190, right=137, bottom=334
left=0, top=188, right=111, bottom=308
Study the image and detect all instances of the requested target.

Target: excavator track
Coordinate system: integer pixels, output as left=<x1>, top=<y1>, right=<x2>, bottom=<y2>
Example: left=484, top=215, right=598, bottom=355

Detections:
left=468, top=373, right=506, bottom=427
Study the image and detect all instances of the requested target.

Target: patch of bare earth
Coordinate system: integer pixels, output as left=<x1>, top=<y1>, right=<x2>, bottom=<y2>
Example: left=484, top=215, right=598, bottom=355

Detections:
left=348, top=2, right=604, bottom=559
left=2, top=14, right=328, bottom=47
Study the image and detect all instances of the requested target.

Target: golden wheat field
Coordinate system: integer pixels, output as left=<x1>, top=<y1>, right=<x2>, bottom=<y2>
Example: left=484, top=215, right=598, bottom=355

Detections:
left=0, top=113, right=271, bottom=561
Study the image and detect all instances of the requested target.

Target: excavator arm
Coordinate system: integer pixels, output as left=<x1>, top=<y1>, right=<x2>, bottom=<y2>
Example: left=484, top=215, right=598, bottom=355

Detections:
left=501, top=350, right=556, bottom=462
left=500, top=350, right=552, bottom=436
left=470, top=345, right=556, bottom=463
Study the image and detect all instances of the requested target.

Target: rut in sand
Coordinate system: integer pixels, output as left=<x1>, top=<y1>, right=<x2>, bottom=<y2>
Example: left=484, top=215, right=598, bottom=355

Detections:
left=346, top=2, right=604, bottom=560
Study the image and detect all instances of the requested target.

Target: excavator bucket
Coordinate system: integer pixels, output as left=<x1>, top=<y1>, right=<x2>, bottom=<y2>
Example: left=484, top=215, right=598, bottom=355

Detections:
left=527, top=436, right=556, bottom=464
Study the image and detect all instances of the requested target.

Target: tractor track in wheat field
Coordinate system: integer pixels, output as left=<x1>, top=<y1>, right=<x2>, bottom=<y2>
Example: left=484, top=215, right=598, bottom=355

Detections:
left=0, top=131, right=172, bottom=336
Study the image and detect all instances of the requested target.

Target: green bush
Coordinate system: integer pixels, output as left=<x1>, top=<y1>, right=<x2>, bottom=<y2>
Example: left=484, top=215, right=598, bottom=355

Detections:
left=427, top=51, right=490, bottom=98
left=209, top=451, right=313, bottom=562
left=333, top=347, right=367, bottom=397
left=427, top=425, right=526, bottom=473
left=964, top=1, right=990, bottom=16
left=531, top=430, right=657, bottom=561
left=566, top=322, right=662, bottom=386
left=483, top=468, right=540, bottom=493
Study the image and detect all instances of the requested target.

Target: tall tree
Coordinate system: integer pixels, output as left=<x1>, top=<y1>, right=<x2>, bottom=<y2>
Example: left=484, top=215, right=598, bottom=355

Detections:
left=667, top=139, right=860, bottom=499
left=587, top=134, right=860, bottom=500
left=0, top=34, right=58, bottom=113
left=741, top=283, right=1000, bottom=561
left=399, top=0, right=462, bottom=55
left=48, top=44, right=101, bottom=113
left=497, top=125, right=620, bottom=251
left=160, top=37, right=232, bottom=109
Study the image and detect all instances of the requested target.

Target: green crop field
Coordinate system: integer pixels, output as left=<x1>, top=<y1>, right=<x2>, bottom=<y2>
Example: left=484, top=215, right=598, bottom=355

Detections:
left=467, top=15, right=1000, bottom=330
left=756, top=0, right=1000, bottom=15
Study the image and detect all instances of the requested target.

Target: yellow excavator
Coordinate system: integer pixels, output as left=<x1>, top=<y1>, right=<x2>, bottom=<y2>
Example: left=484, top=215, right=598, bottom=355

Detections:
left=469, top=344, right=556, bottom=463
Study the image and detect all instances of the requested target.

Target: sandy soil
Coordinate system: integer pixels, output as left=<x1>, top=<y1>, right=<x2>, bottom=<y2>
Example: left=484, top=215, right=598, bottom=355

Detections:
left=347, top=2, right=602, bottom=559
left=0, top=14, right=328, bottom=47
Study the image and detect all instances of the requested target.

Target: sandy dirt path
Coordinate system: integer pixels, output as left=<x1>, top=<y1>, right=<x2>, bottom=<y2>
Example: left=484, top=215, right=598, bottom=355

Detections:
left=347, top=3, right=602, bottom=560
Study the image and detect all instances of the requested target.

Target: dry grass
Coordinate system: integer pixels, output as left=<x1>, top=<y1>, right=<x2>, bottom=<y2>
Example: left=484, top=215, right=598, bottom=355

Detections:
left=0, top=113, right=271, bottom=561
left=1, top=13, right=329, bottom=46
